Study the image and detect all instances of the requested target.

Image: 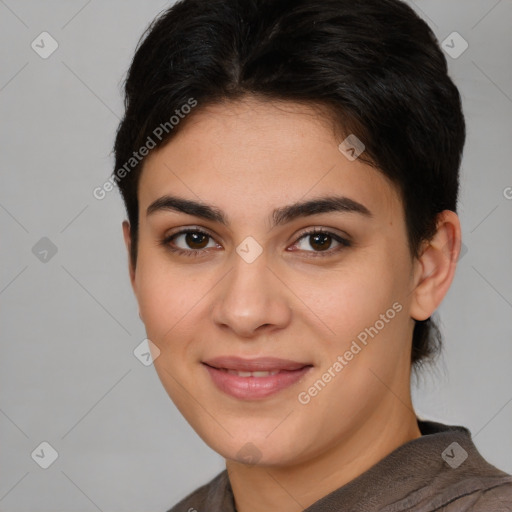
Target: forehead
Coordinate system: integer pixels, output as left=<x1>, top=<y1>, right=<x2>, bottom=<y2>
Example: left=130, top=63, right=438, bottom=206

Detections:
left=137, top=98, right=402, bottom=226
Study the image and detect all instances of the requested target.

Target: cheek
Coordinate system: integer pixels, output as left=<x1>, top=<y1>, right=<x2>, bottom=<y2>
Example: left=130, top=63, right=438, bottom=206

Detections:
left=294, top=262, right=398, bottom=348
left=134, top=259, right=203, bottom=404
left=134, top=253, right=198, bottom=344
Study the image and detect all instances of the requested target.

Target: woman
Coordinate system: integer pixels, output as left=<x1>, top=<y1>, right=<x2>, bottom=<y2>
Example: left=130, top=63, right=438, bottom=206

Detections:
left=112, top=0, right=512, bottom=510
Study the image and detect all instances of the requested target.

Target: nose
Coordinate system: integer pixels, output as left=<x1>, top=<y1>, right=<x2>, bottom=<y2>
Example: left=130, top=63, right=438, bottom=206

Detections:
left=210, top=251, right=293, bottom=338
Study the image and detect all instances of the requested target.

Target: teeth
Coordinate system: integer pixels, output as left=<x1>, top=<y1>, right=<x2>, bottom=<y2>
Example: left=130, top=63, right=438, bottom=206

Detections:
left=226, top=369, right=280, bottom=377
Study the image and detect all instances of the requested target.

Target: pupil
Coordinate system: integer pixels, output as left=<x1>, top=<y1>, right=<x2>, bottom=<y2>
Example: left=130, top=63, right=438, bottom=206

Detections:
left=311, top=233, right=331, bottom=251
left=186, top=232, right=208, bottom=249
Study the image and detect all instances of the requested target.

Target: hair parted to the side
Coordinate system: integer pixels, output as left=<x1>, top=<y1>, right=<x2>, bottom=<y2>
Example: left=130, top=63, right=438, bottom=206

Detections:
left=113, top=0, right=466, bottom=369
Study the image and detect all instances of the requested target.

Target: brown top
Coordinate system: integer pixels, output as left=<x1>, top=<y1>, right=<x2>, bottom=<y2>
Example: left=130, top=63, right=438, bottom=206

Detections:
left=167, top=420, right=512, bottom=511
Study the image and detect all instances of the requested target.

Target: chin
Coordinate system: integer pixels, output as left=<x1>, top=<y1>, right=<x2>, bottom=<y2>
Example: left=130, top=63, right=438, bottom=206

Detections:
left=199, top=427, right=302, bottom=467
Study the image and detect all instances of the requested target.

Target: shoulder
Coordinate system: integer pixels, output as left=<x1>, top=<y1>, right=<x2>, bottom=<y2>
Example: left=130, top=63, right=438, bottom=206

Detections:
left=412, top=420, right=512, bottom=511
left=165, top=470, right=233, bottom=512
left=445, top=480, right=512, bottom=511
left=424, top=478, right=512, bottom=511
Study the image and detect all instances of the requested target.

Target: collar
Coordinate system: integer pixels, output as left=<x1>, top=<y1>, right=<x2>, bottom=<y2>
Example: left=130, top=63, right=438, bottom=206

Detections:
left=193, top=420, right=510, bottom=512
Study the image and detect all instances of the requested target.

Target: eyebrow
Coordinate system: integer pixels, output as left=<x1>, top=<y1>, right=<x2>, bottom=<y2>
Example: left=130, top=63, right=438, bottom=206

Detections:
left=146, top=194, right=372, bottom=228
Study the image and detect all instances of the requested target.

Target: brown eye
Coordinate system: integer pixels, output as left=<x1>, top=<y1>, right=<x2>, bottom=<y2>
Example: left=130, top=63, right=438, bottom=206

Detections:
left=162, top=229, right=219, bottom=256
left=309, top=232, right=333, bottom=251
left=184, top=232, right=210, bottom=249
left=291, top=228, right=351, bottom=255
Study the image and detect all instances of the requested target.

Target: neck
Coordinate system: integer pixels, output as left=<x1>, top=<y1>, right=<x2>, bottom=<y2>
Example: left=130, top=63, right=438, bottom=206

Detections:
left=226, top=406, right=421, bottom=512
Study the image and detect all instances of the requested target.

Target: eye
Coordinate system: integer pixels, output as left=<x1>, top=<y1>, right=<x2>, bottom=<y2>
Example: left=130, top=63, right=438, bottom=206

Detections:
left=161, top=226, right=351, bottom=258
left=161, top=229, right=220, bottom=257
left=289, top=228, right=351, bottom=255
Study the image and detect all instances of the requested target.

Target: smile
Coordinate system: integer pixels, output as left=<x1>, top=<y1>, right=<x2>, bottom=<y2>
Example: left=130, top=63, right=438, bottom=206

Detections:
left=202, top=356, right=313, bottom=400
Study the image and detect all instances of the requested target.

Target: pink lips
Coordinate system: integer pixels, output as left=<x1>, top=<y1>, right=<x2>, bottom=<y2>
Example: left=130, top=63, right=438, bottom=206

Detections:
left=202, top=356, right=313, bottom=400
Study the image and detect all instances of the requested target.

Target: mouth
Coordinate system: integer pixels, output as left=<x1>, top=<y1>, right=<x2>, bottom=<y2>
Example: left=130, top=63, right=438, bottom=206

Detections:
left=202, top=356, right=313, bottom=400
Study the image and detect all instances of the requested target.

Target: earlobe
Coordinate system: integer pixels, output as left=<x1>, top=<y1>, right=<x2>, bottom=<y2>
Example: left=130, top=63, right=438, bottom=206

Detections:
left=122, top=220, right=136, bottom=290
left=409, top=210, right=461, bottom=321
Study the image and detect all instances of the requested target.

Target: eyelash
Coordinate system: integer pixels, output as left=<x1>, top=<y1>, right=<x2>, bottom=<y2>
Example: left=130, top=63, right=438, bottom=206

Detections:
left=160, top=227, right=351, bottom=258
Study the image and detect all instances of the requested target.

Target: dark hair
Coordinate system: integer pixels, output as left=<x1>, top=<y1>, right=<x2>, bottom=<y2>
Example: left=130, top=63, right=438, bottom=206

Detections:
left=113, top=0, right=466, bottom=368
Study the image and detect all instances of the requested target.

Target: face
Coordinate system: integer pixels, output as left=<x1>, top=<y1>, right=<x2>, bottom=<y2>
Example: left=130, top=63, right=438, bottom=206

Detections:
left=125, top=97, right=421, bottom=466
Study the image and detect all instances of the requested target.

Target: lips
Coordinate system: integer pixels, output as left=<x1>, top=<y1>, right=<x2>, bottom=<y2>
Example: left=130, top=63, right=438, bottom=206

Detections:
left=202, top=356, right=313, bottom=400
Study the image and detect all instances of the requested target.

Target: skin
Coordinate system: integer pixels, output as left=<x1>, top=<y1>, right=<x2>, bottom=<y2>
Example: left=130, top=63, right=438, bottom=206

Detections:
left=123, top=96, right=461, bottom=512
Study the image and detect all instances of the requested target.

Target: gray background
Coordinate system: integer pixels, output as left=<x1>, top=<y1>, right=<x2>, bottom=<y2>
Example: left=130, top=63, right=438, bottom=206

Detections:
left=1, top=1, right=511, bottom=511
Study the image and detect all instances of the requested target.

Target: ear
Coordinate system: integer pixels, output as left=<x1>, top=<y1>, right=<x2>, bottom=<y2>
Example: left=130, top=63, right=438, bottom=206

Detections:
left=122, top=220, right=136, bottom=291
left=409, top=210, right=461, bottom=321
